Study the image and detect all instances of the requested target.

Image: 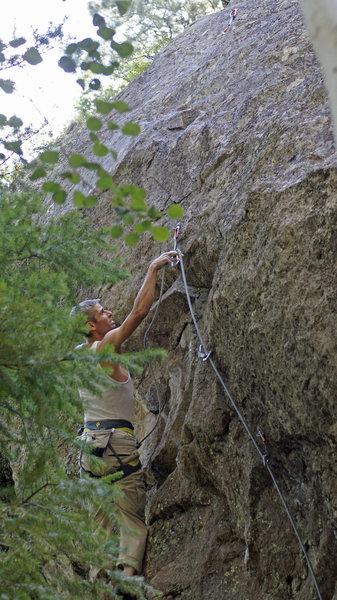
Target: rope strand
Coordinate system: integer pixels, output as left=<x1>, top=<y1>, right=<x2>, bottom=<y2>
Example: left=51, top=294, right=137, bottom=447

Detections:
left=137, top=233, right=322, bottom=599
left=137, top=269, right=167, bottom=447
left=176, top=246, right=323, bottom=600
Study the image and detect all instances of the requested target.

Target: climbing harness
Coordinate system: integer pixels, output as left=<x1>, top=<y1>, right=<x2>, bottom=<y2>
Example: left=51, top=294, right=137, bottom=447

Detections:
left=79, top=419, right=141, bottom=481
left=222, top=8, right=238, bottom=34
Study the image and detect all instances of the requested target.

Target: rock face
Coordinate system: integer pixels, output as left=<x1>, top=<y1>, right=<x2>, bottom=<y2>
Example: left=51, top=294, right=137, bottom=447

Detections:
left=50, top=0, right=337, bottom=598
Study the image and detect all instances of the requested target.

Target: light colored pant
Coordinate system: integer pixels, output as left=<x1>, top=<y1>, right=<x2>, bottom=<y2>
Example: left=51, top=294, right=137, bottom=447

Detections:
left=81, top=429, right=147, bottom=575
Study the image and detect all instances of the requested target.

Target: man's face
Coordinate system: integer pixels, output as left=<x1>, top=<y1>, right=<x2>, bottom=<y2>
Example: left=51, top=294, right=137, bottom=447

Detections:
left=87, top=303, right=116, bottom=339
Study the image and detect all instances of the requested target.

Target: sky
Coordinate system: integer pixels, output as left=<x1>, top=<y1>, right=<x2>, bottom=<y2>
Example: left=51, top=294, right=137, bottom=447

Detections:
left=1, top=0, right=95, bottom=139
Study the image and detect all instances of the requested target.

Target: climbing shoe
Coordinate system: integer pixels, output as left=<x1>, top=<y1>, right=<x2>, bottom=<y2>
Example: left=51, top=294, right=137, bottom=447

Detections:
left=114, top=584, right=137, bottom=599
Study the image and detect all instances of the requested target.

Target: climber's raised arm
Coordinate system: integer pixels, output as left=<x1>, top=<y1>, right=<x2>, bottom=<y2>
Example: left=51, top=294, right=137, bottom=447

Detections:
left=81, top=251, right=178, bottom=353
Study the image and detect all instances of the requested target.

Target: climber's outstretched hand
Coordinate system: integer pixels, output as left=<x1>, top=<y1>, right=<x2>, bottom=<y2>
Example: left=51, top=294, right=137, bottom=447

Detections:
left=150, top=251, right=179, bottom=270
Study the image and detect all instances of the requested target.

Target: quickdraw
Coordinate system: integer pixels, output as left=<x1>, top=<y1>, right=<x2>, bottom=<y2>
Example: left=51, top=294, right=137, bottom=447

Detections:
left=223, top=8, right=238, bottom=34
left=198, top=344, right=212, bottom=362
left=257, top=429, right=269, bottom=466
left=171, top=223, right=181, bottom=266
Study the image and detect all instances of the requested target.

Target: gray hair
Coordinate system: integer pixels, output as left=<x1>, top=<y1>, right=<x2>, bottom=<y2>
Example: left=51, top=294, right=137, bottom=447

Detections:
left=70, top=298, right=100, bottom=321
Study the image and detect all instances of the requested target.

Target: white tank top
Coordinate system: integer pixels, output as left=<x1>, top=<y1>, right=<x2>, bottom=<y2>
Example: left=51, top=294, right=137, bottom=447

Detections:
left=80, top=341, right=135, bottom=424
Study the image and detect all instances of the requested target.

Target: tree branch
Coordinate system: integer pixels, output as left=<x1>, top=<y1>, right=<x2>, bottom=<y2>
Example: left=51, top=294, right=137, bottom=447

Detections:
left=19, top=482, right=58, bottom=506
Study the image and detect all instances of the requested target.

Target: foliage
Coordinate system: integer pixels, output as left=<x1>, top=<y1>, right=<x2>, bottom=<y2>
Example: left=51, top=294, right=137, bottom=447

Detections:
left=76, top=0, right=224, bottom=107
left=0, top=189, right=167, bottom=598
left=0, top=3, right=186, bottom=596
left=0, top=24, right=65, bottom=166
left=89, top=0, right=224, bottom=45
left=1, top=3, right=185, bottom=245
left=75, top=45, right=158, bottom=117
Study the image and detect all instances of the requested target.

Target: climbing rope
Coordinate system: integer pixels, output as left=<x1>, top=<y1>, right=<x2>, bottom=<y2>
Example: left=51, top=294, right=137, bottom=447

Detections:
left=140, top=223, right=323, bottom=600
left=222, top=8, right=238, bottom=34
left=176, top=243, right=323, bottom=600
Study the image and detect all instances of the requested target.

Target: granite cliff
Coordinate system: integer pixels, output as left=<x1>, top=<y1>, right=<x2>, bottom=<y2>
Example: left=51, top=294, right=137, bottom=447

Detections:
left=44, top=0, right=336, bottom=598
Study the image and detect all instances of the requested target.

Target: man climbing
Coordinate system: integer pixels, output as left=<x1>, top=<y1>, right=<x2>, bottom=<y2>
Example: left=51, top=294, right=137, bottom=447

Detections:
left=72, top=251, right=178, bottom=600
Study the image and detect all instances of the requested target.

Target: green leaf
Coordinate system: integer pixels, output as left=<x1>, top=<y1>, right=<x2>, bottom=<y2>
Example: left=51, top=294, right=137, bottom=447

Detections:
left=148, top=205, right=162, bottom=219
left=103, top=63, right=119, bottom=75
left=4, top=140, right=22, bottom=155
left=43, top=182, right=61, bottom=193
left=89, top=61, right=105, bottom=74
left=0, top=114, right=7, bottom=126
left=167, top=204, right=184, bottom=218
left=69, top=154, right=87, bottom=167
left=58, top=56, right=77, bottom=73
left=130, top=198, right=147, bottom=211
left=123, top=213, right=134, bottom=225
left=111, top=100, right=130, bottom=113
left=125, top=233, right=139, bottom=246
left=93, top=13, right=105, bottom=27
left=134, top=221, right=151, bottom=233
left=84, top=162, right=100, bottom=171
left=90, top=132, right=99, bottom=143
left=40, top=151, right=59, bottom=164
left=76, top=78, right=85, bottom=90
left=73, top=191, right=85, bottom=207
left=98, top=27, right=115, bottom=41
left=122, top=122, right=140, bottom=136
left=65, top=42, right=78, bottom=55
left=108, top=122, right=119, bottom=130
left=8, top=116, right=23, bottom=129
left=116, top=0, right=130, bottom=15
left=151, top=226, right=170, bottom=242
left=95, top=100, right=113, bottom=115
left=110, top=150, right=118, bottom=159
left=86, top=117, right=102, bottom=131
left=29, top=167, right=47, bottom=180
left=96, top=175, right=113, bottom=189
left=23, top=48, right=42, bottom=65
left=120, top=185, right=146, bottom=204
left=84, top=195, right=97, bottom=207
left=89, top=78, right=101, bottom=90
left=93, top=143, right=109, bottom=157
left=129, top=186, right=146, bottom=201
left=9, top=37, right=26, bottom=48
left=73, top=191, right=97, bottom=207
left=130, top=199, right=147, bottom=211
left=89, top=50, right=100, bottom=60
left=0, top=153, right=5, bottom=160
left=79, top=38, right=99, bottom=53
left=110, top=225, right=123, bottom=238
left=111, top=40, right=133, bottom=58
left=61, top=171, right=81, bottom=183
left=52, top=190, right=67, bottom=204
left=0, top=79, right=15, bottom=94
left=0, top=52, right=5, bottom=63
left=119, top=41, right=134, bottom=57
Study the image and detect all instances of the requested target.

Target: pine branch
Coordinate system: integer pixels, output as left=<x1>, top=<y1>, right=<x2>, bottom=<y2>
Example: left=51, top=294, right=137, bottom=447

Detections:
left=20, top=482, right=58, bottom=506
